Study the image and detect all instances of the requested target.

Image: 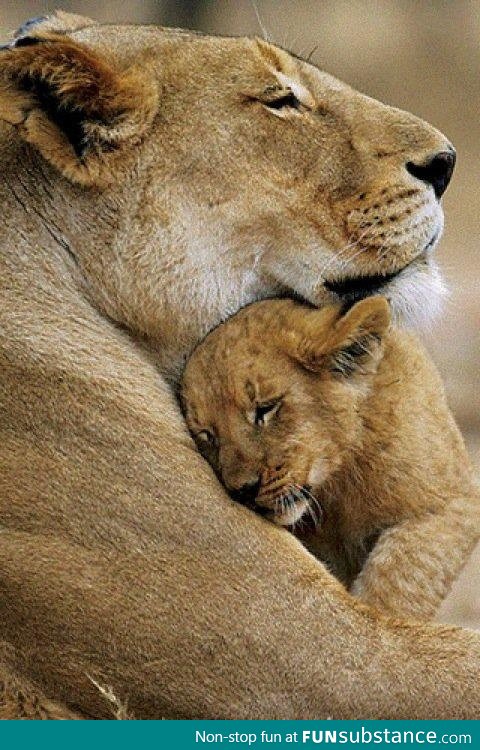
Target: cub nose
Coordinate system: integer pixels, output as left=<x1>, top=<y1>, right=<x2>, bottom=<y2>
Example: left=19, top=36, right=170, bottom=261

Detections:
left=231, top=479, right=261, bottom=505
left=406, top=149, right=456, bottom=198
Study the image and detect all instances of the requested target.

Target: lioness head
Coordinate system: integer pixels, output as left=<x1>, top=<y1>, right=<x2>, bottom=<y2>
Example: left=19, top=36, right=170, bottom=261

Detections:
left=181, top=296, right=390, bottom=526
left=0, top=13, right=453, bottom=374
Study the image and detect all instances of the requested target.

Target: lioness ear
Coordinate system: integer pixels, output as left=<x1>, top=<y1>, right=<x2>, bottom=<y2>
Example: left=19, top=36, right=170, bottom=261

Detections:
left=288, top=297, right=391, bottom=378
left=0, top=33, right=158, bottom=185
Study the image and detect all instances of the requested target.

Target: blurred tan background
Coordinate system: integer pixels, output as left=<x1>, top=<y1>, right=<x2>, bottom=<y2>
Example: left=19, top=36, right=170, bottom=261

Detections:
left=1, top=1, right=478, bottom=627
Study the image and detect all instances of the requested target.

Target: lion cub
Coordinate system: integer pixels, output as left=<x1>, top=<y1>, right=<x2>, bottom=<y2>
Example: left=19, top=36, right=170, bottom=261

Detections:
left=181, top=297, right=479, bottom=619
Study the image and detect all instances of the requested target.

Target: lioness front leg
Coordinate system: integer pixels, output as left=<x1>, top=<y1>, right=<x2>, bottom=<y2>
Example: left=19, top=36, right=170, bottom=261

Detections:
left=351, top=493, right=480, bottom=620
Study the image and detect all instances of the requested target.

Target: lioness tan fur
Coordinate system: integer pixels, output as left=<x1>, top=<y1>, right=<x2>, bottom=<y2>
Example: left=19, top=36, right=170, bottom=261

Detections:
left=182, top=296, right=480, bottom=620
left=0, top=10, right=479, bottom=719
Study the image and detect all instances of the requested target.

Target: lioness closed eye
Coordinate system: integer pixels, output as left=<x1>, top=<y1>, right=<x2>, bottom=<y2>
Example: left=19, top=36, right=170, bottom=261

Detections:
left=181, top=297, right=479, bottom=619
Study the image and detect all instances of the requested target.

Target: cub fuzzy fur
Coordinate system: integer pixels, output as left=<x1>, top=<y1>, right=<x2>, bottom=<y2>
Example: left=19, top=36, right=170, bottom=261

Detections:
left=182, top=297, right=480, bottom=620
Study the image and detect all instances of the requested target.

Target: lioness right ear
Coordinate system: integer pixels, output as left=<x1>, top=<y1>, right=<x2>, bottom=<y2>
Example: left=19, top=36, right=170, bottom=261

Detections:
left=0, top=33, right=158, bottom=185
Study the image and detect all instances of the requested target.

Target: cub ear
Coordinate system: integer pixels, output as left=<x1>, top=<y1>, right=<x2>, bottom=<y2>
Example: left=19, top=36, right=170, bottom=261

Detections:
left=326, top=297, right=391, bottom=377
left=288, top=297, right=391, bottom=378
left=0, top=33, right=158, bottom=185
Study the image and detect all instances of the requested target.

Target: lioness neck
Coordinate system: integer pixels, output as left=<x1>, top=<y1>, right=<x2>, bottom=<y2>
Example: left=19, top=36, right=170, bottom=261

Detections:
left=0, top=130, right=271, bottom=382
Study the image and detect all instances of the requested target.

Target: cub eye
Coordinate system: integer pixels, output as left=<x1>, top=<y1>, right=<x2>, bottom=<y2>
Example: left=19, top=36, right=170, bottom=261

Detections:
left=263, top=91, right=302, bottom=110
left=254, top=400, right=282, bottom=426
left=196, top=430, right=216, bottom=446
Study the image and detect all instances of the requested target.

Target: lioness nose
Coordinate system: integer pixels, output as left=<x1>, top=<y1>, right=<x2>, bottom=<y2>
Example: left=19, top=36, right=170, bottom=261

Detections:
left=406, top=149, right=456, bottom=198
left=231, top=479, right=261, bottom=505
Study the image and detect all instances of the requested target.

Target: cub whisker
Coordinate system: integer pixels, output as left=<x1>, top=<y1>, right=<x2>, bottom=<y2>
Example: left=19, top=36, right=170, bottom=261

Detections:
left=293, top=483, right=323, bottom=527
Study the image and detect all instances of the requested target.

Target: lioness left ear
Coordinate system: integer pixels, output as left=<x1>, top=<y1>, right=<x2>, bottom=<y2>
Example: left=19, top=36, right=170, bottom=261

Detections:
left=0, top=33, right=158, bottom=185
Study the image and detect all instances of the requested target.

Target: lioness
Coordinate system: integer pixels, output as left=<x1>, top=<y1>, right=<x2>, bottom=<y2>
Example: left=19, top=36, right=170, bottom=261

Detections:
left=181, top=296, right=479, bottom=620
left=0, top=11, right=479, bottom=719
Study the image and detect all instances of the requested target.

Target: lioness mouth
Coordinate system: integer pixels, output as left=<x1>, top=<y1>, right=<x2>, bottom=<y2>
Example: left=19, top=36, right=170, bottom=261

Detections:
left=324, top=236, right=438, bottom=302
left=324, top=268, right=401, bottom=300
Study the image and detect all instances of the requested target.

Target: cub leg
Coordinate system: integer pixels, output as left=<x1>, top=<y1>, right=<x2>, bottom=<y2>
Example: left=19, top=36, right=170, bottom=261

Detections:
left=351, top=492, right=480, bottom=620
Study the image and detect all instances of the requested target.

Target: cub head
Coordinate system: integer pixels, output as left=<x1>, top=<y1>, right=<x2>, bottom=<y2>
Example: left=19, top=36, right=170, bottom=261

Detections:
left=181, top=297, right=390, bottom=526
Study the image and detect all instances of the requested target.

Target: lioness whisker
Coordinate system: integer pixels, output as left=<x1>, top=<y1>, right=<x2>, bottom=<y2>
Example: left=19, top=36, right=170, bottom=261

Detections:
left=319, top=218, right=386, bottom=278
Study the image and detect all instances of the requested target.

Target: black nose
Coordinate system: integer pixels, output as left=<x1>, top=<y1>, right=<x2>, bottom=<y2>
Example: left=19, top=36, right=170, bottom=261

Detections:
left=406, top=149, right=456, bottom=199
left=231, top=479, right=261, bottom=505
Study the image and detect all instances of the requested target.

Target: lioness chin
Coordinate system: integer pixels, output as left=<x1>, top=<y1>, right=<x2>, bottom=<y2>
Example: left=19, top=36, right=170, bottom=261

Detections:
left=182, top=296, right=480, bottom=620
left=1, top=10, right=479, bottom=720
